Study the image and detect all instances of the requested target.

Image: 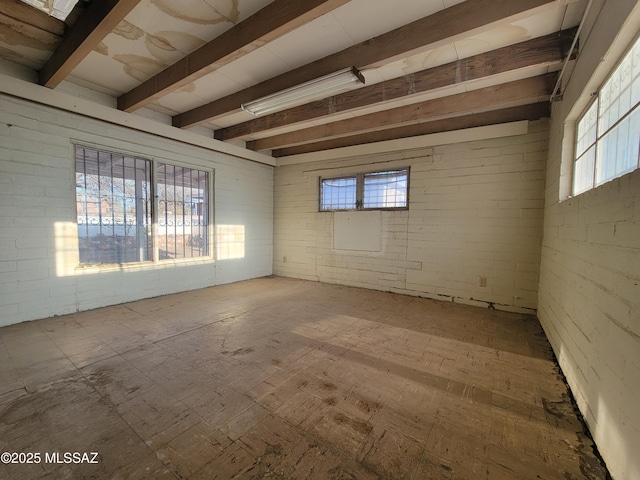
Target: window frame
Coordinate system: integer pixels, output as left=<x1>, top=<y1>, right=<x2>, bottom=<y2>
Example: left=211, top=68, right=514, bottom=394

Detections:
left=319, top=167, right=410, bottom=212
left=155, top=161, right=211, bottom=261
left=572, top=34, right=640, bottom=196
left=319, top=174, right=359, bottom=211
left=74, top=143, right=213, bottom=267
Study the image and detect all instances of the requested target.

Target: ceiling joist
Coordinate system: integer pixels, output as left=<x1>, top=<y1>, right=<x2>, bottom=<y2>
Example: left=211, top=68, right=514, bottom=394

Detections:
left=2, top=0, right=65, bottom=35
left=39, top=0, right=141, bottom=88
left=272, top=103, right=551, bottom=157
left=216, top=28, right=576, bottom=142
left=117, top=0, right=351, bottom=113
left=247, top=73, right=557, bottom=151
left=173, top=0, right=572, bottom=129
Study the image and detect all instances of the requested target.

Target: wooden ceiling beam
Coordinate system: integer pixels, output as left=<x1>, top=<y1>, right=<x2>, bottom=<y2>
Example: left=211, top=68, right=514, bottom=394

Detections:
left=39, top=0, right=141, bottom=88
left=2, top=0, right=65, bottom=35
left=173, top=0, right=569, bottom=129
left=217, top=28, right=575, bottom=141
left=272, top=103, right=550, bottom=157
left=247, top=73, right=556, bottom=151
left=117, top=0, right=351, bottom=112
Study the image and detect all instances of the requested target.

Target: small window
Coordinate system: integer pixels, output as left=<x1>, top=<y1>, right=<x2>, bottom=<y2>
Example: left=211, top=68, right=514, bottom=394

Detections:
left=75, top=146, right=152, bottom=265
left=320, top=176, right=357, bottom=210
left=363, top=170, right=408, bottom=208
left=573, top=35, right=640, bottom=195
left=320, top=168, right=409, bottom=211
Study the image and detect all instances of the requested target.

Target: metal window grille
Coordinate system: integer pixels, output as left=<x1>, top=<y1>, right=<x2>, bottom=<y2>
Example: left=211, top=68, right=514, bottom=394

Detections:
left=75, top=145, right=152, bottom=265
left=320, top=177, right=357, bottom=210
left=75, top=145, right=211, bottom=265
left=319, top=168, right=409, bottom=211
left=157, top=163, right=209, bottom=259
left=363, top=170, right=408, bottom=209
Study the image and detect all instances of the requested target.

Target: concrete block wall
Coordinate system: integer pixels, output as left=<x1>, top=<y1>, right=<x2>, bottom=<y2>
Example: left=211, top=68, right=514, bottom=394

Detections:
left=274, top=120, right=548, bottom=313
left=0, top=94, right=273, bottom=327
left=313, top=210, right=419, bottom=292
left=537, top=1, right=640, bottom=479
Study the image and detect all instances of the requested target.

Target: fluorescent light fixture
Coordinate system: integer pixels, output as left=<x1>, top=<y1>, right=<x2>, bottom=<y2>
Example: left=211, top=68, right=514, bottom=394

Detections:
left=241, top=66, right=365, bottom=116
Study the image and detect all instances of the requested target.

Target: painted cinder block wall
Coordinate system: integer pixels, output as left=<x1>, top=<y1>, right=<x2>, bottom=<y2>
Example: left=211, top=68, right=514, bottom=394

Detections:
left=0, top=94, right=273, bottom=327
left=537, top=1, right=640, bottom=479
left=274, top=120, right=548, bottom=314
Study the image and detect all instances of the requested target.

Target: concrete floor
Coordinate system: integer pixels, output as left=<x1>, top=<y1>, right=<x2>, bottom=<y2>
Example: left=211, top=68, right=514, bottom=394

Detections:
left=0, top=277, right=608, bottom=479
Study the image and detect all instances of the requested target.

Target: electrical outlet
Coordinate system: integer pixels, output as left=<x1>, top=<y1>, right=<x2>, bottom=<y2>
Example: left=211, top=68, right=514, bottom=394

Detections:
left=283, top=256, right=288, bottom=263
left=479, top=276, right=487, bottom=287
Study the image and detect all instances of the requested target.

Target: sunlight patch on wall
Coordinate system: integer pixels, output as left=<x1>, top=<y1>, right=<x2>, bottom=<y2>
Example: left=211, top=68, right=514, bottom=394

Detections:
left=55, top=221, right=79, bottom=277
left=216, top=225, right=245, bottom=260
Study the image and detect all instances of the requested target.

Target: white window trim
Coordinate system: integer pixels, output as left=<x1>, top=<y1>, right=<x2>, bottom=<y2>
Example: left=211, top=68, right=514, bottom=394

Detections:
left=570, top=33, right=640, bottom=197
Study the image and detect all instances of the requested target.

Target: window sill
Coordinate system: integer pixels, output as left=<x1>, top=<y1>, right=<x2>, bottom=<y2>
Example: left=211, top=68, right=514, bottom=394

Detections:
left=319, top=207, right=409, bottom=212
left=75, top=257, right=214, bottom=275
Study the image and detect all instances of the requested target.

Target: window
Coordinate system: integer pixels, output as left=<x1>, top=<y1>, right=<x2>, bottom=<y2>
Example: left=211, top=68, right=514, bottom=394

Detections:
left=573, top=36, right=640, bottom=195
left=157, top=163, right=209, bottom=259
left=320, top=177, right=357, bottom=210
left=75, top=147, right=152, bottom=265
left=320, top=168, right=408, bottom=211
left=363, top=170, right=408, bottom=208
left=75, top=145, right=210, bottom=265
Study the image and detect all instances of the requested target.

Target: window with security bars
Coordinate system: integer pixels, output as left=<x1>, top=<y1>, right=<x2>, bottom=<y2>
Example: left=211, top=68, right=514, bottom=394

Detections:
left=573, top=35, right=640, bottom=195
left=75, top=145, right=211, bottom=266
left=75, top=146, right=152, bottom=265
left=320, top=177, right=357, bottom=210
left=157, top=163, right=209, bottom=259
left=363, top=170, right=408, bottom=208
left=320, top=168, right=409, bottom=211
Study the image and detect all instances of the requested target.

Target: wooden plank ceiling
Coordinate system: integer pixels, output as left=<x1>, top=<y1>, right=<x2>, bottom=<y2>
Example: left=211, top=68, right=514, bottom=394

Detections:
left=0, top=0, right=586, bottom=159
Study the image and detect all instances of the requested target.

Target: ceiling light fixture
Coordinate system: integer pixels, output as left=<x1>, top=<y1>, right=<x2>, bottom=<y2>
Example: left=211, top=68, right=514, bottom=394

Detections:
left=241, top=66, right=365, bottom=116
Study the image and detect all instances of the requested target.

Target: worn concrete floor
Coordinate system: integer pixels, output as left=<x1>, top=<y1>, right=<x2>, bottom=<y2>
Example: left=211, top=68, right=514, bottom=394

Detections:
left=0, top=277, right=608, bottom=479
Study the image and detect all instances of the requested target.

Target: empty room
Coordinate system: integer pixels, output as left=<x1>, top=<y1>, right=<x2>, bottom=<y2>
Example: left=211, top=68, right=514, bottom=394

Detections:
left=0, top=0, right=638, bottom=479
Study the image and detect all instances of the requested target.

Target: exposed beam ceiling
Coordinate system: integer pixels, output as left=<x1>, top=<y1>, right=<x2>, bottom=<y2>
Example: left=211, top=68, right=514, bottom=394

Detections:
left=272, top=103, right=550, bottom=157
left=0, top=0, right=586, bottom=162
left=217, top=28, right=575, bottom=142
left=172, top=0, right=571, bottom=129
left=39, top=0, right=141, bottom=88
left=117, top=0, right=351, bottom=112
left=248, top=73, right=556, bottom=151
